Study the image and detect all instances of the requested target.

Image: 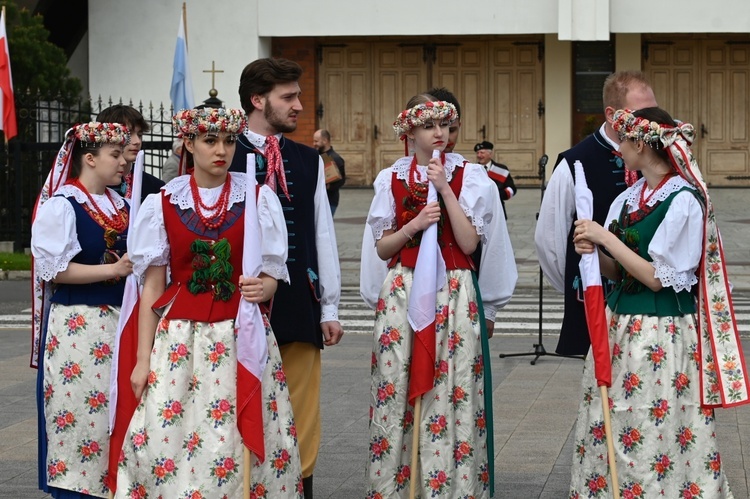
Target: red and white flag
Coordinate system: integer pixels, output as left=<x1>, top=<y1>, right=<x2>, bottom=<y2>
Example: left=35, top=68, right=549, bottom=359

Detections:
left=106, top=151, right=144, bottom=492
left=235, top=154, right=268, bottom=461
left=407, top=150, right=446, bottom=402
left=574, top=160, right=611, bottom=387
left=0, top=8, right=17, bottom=141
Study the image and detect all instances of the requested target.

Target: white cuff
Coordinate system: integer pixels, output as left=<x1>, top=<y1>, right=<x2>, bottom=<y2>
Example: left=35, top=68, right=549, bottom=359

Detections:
left=483, top=306, right=497, bottom=324
left=320, top=303, right=339, bottom=323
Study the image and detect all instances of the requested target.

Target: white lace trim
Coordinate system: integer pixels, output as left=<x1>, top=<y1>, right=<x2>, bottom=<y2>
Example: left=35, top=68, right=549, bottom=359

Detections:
left=369, top=171, right=397, bottom=241
left=261, top=260, right=290, bottom=284
left=53, top=184, right=125, bottom=214
left=652, top=259, right=698, bottom=293
left=163, top=172, right=247, bottom=212
left=370, top=218, right=396, bottom=241
left=391, top=153, right=463, bottom=182
left=624, top=176, right=695, bottom=212
left=462, top=205, right=489, bottom=242
left=133, top=249, right=169, bottom=279
left=34, top=242, right=82, bottom=281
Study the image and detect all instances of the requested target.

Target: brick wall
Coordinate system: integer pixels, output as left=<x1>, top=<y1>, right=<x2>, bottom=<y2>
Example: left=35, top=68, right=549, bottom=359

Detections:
left=272, top=38, right=318, bottom=146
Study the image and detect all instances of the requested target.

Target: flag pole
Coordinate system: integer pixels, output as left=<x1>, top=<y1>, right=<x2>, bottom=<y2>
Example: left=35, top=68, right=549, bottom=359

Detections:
left=243, top=447, right=251, bottom=499
left=409, top=397, right=421, bottom=499
left=600, top=386, right=620, bottom=498
left=182, top=2, right=188, bottom=50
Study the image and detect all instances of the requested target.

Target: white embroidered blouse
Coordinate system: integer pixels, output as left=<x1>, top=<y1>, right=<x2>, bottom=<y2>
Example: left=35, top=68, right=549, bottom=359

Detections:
left=129, top=172, right=289, bottom=285
left=31, top=185, right=126, bottom=282
left=360, top=153, right=517, bottom=320
left=606, top=175, right=704, bottom=293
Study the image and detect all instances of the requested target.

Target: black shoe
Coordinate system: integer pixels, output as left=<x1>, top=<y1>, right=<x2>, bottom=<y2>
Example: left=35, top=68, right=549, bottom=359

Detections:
left=302, top=475, right=313, bottom=499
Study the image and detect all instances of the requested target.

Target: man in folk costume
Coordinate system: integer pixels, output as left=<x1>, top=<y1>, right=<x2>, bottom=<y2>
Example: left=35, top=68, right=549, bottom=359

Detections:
left=31, top=122, right=134, bottom=497
left=118, top=107, right=302, bottom=497
left=229, top=57, right=343, bottom=499
left=535, top=70, right=657, bottom=356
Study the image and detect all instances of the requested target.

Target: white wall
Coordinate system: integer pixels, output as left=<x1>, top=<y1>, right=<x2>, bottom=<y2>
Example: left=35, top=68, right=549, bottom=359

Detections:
left=87, top=0, right=750, bottom=110
left=257, top=0, right=559, bottom=36
left=89, top=0, right=262, bottom=110
left=256, top=0, right=750, bottom=37
left=544, top=35, right=572, bottom=169
left=611, top=1, right=750, bottom=33
left=67, top=32, right=89, bottom=99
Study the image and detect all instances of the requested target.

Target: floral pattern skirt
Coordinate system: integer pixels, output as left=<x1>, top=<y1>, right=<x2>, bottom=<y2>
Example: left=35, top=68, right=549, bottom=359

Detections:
left=41, top=303, right=119, bottom=498
left=116, top=316, right=302, bottom=499
left=366, top=264, right=490, bottom=499
left=569, top=311, right=734, bottom=498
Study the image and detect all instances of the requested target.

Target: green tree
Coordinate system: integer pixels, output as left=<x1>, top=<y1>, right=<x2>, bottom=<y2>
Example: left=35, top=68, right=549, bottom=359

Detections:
left=2, top=0, right=82, bottom=105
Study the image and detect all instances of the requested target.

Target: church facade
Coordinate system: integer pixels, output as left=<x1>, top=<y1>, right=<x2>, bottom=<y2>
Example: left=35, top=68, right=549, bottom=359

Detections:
left=82, top=0, right=750, bottom=186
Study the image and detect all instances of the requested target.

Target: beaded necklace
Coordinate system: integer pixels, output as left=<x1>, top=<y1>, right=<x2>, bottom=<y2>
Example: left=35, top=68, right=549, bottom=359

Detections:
left=406, top=156, right=428, bottom=205
left=189, top=173, right=232, bottom=230
left=70, top=179, right=128, bottom=233
left=639, top=172, right=675, bottom=210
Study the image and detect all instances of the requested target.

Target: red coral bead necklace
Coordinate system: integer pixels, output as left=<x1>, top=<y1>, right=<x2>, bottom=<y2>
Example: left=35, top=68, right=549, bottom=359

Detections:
left=71, top=178, right=128, bottom=232
left=639, top=172, right=676, bottom=210
left=190, top=173, right=232, bottom=230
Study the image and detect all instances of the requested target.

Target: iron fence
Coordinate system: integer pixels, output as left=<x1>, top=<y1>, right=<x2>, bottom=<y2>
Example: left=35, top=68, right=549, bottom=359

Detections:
left=0, top=97, right=175, bottom=251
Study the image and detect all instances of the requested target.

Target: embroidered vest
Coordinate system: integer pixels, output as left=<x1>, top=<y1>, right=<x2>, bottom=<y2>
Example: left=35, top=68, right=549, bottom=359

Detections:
left=50, top=197, right=128, bottom=307
left=152, top=191, right=245, bottom=323
left=388, top=163, right=475, bottom=271
left=230, top=135, right=325, bottom=347
left=606, top=187, right=698, bottom=316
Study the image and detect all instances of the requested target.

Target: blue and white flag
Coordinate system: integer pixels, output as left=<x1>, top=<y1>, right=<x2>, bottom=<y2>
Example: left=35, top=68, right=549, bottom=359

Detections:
left=169, top=9, right=194, bottom=112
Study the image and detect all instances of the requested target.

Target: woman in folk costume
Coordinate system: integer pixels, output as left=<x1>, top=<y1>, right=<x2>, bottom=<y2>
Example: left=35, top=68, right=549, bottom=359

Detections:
left=362, top=94, right=516, bottom=498
left=570, top=107, right=749, bottom=498
left=117, top=107, right=302, bottom=498
left=31, top=122, right=134, bottom=497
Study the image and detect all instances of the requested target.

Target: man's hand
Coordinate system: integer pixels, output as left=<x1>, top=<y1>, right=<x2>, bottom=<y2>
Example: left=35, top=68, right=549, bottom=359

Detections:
left=485, top=319, right=495, bottom=339
left=321, top=320, right=344, bottom=346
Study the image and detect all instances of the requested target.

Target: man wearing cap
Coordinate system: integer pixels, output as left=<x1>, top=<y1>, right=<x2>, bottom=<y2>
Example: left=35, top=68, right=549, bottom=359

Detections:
left=474, top=140, right=516, bottom=219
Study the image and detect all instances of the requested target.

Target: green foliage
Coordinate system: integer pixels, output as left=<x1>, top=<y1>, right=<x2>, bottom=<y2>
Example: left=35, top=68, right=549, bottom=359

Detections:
left=0, top=252, right=31, bottom=270
left=2, top=0, right=82, bottom=105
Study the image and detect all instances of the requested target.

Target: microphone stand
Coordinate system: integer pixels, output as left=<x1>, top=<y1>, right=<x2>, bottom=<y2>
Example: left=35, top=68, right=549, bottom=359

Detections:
left=498, top=154, right=584, bottom=365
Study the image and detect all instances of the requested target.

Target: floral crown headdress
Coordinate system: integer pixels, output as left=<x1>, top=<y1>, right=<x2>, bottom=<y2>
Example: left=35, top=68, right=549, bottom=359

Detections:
left=172, top=107, right=247, bottom=138
left=74, top=122, right=131, bottom=147
left=614, top=107, right=750, bottom=408
left=392, top=101, right=458, bottom=139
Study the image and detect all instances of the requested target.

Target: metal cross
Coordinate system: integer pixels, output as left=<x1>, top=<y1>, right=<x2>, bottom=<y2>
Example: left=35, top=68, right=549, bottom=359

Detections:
left=202, top=61, right=224, bottom=90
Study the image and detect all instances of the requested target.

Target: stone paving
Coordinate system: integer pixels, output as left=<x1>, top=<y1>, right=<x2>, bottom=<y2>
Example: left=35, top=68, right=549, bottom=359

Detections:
left=1, top=186, right=749, bottom=498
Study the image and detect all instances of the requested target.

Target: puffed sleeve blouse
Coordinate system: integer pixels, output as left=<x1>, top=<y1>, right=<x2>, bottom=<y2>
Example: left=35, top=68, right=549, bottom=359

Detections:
left=31, top=185, right=126, bottom=281
left=606, top=175, right=704, bottom=293
left=129, top=173, right=289, bottom=283
left=362, top=153, right=517, bottom=319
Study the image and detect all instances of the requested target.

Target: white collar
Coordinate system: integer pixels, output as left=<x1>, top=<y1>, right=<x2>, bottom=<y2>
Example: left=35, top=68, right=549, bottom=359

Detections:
left=624, top=175, right=695, bottom=210
left=163, top=172, right=248, bottom=211
left=54, top=184, right=125, bottom=212
left=599, top=123, right=620, bottom=151
left=243, top=129, right=284, bottom=150
left=391, top=152, right=465, bottom=182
